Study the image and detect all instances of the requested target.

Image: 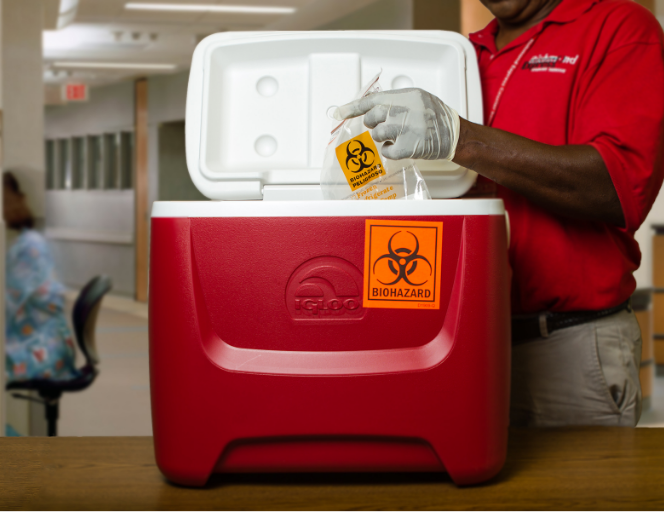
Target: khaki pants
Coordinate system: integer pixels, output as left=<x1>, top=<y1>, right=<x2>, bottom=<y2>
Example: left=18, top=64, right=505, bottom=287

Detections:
left=510, top=309, right=642, bottom=427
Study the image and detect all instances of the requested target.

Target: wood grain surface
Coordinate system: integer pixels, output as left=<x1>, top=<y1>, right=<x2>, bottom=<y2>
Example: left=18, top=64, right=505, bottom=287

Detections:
left=1, top=428, right=663, bottom=510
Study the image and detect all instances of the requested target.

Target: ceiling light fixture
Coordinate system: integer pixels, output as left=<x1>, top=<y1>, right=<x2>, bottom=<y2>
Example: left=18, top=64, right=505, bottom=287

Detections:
left=52, top=61, right=177, bottom=71
left=124, top=3, right=296, bottom=15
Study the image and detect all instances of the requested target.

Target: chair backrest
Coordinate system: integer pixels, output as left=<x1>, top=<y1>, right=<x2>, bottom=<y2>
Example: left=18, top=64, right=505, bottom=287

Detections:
left=72, top=275, right=113, bottom=367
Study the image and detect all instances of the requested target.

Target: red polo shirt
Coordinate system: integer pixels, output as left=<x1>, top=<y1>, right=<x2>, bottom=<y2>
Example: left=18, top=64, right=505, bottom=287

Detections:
left=469, top=0, right=664, bottom=314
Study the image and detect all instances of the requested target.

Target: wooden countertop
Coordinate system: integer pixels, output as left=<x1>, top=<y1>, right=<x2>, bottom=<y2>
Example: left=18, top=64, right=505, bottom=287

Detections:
left=1, top=428, right=663, bottom=510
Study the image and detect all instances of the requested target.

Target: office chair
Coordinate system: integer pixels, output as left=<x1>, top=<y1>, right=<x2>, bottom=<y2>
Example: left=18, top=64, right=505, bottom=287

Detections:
left=6, top=275, right=113, bottom=436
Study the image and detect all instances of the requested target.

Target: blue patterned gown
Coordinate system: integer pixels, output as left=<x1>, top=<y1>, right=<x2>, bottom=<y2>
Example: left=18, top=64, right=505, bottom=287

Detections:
left=5, top=230, right=78, bottom=382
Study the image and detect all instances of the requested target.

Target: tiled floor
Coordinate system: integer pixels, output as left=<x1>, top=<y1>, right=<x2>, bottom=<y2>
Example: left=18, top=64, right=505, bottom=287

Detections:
left=638, top=370, right=664, bottom=427
left=58, top=294, right=152, bottom=436
left=55, top=292, right=664, bottom=435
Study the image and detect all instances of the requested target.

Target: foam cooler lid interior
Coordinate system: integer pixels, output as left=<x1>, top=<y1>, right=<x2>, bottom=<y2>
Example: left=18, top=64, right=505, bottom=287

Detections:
left=186, top=31, right=483, bottom=200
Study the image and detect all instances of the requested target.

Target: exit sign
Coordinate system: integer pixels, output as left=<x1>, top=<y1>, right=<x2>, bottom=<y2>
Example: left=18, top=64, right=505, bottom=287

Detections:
left=64, top=83, right=88, bottom=102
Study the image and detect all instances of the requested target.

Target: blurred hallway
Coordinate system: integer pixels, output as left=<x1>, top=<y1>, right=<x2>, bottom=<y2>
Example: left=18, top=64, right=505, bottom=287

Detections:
left=53, top=288, right=664, bottom=434
left=58, top=293, right=151, bottom=437
left=640, top=376, right=664, bottom=428
left=2, top=0, right=664, bottom=440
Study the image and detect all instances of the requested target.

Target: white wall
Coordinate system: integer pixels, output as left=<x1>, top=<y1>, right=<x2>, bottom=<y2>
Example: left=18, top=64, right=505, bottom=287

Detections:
left=44, top=80, right=135, bottom=137
left=46, top=191, right=135, bottom=294
left=43, top=72, right=194, bottom=295
left=44, top=80, right=136, bottom=295
left=148, top=71, right=189, bottom=126
left=317, top=0, right=413, bottom=30
left=147, top=71, right=189, bottom=207
left=2, top=0, right=45, bottom=219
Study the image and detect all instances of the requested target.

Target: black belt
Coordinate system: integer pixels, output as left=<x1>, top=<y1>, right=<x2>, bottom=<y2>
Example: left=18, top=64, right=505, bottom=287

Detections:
left=511, top=300, right=631, bottom=345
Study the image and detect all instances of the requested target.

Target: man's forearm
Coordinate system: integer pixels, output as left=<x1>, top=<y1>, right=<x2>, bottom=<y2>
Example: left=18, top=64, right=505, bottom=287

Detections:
left=453, top=119, right=625, bottom=227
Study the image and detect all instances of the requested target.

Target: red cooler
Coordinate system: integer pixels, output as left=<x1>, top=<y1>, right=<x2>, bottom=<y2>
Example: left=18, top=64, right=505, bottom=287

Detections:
left=149, top=31, right=510, bottom=487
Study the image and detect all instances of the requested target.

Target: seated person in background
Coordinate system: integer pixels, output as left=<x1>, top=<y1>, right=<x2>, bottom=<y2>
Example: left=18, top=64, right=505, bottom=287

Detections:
left=4, top=171, right=78, bottom=382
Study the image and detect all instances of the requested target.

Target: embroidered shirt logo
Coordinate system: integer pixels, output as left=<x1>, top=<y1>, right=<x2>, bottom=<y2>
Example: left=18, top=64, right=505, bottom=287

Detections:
left=523, top=54, right=579, bottom=74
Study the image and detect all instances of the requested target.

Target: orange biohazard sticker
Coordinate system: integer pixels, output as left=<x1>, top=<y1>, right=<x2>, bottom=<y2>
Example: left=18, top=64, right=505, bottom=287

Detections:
left=363, top=219, right=443, bottom=309
left=335, top=131, right=386, bottom=191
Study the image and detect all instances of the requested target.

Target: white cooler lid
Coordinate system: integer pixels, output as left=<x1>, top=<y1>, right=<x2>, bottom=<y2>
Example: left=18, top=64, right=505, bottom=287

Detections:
left=186, top=31, right=483, bottom=201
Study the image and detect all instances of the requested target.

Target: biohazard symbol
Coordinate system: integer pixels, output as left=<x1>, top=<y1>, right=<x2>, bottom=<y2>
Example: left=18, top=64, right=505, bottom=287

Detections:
left=372, top=231, right=432, bottom=286
left=345, top=139, right=376, bottom=173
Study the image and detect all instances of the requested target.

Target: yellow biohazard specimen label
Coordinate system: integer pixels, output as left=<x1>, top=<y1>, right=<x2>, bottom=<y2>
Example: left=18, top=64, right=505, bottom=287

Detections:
left=364, top=219, right=443, bottom=309
left=348, top=182, right=404, bottom=201
left=335, top=131, right=386, bottom=191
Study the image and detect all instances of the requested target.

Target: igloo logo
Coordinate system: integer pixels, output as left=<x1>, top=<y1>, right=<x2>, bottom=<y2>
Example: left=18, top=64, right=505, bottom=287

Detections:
left=286, top=256, right=365, bottom=322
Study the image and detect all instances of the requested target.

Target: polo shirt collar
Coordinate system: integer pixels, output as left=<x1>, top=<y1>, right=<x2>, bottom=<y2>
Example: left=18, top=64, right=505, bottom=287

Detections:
left=545, top=0, right=600, bottom=23
left=469, top=19, right=499, bottom=54
left=469, top=0, right=601, bottom=54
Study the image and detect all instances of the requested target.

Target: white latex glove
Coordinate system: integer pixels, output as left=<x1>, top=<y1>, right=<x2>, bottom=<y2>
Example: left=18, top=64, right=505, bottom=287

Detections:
left=333, top=88, right=461, bottom=162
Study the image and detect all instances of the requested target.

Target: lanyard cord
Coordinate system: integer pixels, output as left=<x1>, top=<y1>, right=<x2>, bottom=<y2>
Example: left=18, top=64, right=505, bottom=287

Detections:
left=487, top=37, right=536, bottom=127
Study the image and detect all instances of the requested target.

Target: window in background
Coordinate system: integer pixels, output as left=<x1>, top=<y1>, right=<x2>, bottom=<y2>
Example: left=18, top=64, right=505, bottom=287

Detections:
left=57, top=139, right=69, bottom=189
left=103, top=133, right=117, bottom=190
left=71, top=137, right=86, bottom=189
left=87, top=135, right=103, bottom=189
left=45, top=132, right=134, bottom=191
left=45, top=140, right=56, bottom=190
left=119, top=131, right=134, bottom=190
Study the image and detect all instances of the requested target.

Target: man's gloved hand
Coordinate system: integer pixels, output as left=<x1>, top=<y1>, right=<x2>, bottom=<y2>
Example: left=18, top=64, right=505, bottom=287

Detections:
left=333, top=88, right=461, bottom=162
